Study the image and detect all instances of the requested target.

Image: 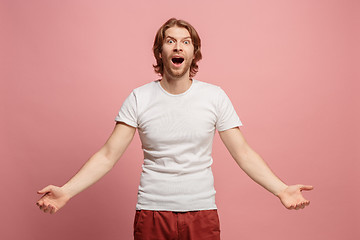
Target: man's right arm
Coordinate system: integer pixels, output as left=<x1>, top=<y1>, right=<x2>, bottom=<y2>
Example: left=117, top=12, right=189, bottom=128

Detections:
left=36, top=122, right=136, bottom=214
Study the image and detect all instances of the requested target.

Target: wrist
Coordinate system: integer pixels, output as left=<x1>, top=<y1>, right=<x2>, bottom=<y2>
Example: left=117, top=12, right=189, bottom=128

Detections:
left=274, top=184, right=288, bottom=197
left=60, top=185, right=76, bottom=200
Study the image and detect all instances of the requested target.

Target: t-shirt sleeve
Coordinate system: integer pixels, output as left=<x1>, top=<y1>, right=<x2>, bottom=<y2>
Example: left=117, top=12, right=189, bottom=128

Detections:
left=114, top=91, right=138, bottom=128
left=215, top=87, right=242, bottom=131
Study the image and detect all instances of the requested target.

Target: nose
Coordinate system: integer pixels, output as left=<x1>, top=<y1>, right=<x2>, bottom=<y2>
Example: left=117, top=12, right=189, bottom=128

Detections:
left=173, top=42, right=183, bottom=52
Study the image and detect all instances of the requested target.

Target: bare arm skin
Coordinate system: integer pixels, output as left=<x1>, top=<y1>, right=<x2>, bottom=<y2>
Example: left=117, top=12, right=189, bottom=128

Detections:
left=219, top=127, right=313, bottom=210
left=36, top=122, right=136, bottom=214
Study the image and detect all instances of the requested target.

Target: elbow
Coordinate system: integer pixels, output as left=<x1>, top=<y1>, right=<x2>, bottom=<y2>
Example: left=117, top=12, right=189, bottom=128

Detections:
left=97, top=148, right=119, bottom=168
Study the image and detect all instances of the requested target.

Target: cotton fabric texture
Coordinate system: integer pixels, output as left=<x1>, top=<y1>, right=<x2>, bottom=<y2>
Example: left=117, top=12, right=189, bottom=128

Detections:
left=115, top=79, right=242, bottom=211
left=133, top=209, right=221, bottom=240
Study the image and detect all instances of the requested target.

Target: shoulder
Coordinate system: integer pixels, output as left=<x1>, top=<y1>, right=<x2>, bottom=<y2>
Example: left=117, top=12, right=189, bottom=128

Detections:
left=193, top=80, right=233, bottom=106
left=132, top=80, right=158, bottom=94
left=126, top=81, right=160, bottom=101
left=193, top=79, right=223, bottom=94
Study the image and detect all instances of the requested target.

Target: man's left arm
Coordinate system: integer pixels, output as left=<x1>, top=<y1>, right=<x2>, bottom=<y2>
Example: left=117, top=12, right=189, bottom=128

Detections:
left=219, top=127, right=313, bottom=210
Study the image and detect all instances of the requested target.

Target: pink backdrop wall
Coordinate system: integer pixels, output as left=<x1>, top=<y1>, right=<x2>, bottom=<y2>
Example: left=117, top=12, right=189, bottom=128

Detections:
left=1, top=0, right=359, bottom=239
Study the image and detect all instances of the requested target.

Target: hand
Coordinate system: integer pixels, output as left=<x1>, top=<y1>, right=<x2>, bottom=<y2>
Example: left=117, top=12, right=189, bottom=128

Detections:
left=36, top=185, right=71, bottom=214
left=277, top=185, right=313, bottom=210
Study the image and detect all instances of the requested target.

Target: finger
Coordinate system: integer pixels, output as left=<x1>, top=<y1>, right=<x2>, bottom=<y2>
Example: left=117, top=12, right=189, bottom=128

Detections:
left=43, top=204, right=50, bottom=213
left=300, top=200, right=310, bottom=209
left=45, top=204, right=54, bottom=213
left=38, top=198, right=47, bottom=208
left=300, top=198, right=310, bottom=205
left=37, top=185, right=53, bottom=195
left=49, top=206, right=54, bottom=214
left=50, top=206, right=57, bottom=214
left=42, top=206, right=47, bottom=213
left=47, top=205, right=54, bottom=214
left=284, top=202, right=293, bottom=210
left=299, top=185, right=314, bottom=191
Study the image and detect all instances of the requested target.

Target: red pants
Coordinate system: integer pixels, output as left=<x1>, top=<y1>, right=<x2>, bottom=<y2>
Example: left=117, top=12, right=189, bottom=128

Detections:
left=133, top=209, right=221, bottom=240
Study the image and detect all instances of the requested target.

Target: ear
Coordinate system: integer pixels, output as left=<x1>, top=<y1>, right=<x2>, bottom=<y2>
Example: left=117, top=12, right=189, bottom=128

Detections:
left=159, top=52, right=162, bottom=59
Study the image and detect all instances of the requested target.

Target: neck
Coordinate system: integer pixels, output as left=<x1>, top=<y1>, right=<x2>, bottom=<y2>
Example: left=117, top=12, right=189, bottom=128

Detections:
left=160, top=73, right=192, bottom=95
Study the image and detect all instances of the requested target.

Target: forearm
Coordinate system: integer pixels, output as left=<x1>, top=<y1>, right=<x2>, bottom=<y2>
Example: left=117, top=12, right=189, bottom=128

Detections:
left=235, top=146, right=287, bottom=196
left=219, top=128, right=313, bottom=209
left=61, top=150, right=115, bottom=199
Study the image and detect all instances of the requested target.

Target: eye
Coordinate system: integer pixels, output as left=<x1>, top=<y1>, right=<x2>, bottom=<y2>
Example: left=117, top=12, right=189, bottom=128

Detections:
left=184, top=40, right=190, bottom=44
left=167, top=39, right=174, bottom=44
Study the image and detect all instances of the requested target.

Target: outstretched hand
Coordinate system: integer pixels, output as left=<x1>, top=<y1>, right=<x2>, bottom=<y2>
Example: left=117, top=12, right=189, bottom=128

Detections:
left=36, top=185, right=71, bottom=214
left=277, top=185, right=313, bottom=210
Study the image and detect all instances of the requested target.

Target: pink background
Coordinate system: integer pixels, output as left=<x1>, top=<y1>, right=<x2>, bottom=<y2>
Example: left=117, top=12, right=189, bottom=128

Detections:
left=1, top=0, right=359, bottom=239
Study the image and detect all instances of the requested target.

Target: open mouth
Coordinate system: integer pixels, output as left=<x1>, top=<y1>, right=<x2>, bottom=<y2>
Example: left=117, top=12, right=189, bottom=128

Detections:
left=171, top=57, right=184, bottom=65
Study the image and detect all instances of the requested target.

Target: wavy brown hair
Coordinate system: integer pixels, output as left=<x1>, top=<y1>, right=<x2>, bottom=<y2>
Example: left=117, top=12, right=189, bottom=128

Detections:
left=153, top=18, right=202, bottom=78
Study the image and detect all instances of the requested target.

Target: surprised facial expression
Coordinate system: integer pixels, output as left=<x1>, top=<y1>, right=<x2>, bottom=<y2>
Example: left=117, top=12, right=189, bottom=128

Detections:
left=160, top=26, right=195, bottom=79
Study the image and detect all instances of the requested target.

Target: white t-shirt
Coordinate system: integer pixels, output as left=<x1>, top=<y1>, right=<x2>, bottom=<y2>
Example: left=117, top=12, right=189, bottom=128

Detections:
left=115, top=79, right=242, bottom=211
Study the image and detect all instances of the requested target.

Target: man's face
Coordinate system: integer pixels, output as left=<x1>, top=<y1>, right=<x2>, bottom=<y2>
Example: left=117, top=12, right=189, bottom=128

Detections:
left=160, top=26, right=195, bottom=79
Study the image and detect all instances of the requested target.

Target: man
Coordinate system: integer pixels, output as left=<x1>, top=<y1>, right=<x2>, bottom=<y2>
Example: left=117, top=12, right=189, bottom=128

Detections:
left=37, top=18, right=313, bottom=240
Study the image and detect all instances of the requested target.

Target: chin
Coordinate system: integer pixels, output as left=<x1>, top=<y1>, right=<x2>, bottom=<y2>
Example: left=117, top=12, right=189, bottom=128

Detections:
left=170, top=71, right=188, bottom=79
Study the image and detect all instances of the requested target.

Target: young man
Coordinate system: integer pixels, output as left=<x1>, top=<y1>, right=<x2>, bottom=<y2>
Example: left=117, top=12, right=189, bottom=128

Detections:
left=37, top=18, right=313, bottom=240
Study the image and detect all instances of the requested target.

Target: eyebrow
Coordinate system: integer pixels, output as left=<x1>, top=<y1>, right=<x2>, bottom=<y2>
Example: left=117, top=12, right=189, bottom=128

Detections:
left=165, top=36, right=192, bottom=40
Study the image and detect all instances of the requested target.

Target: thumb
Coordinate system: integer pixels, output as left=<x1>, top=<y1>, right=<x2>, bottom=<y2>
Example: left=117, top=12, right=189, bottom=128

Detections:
left=299, top=185, right=314, bottom=191
left=37, top=185, right=53, bottom=194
